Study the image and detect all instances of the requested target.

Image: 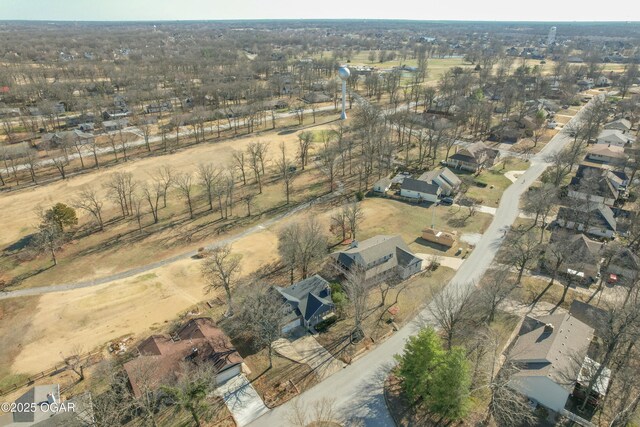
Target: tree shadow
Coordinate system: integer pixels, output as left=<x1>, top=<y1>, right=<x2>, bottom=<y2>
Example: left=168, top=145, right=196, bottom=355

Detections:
left=4, top=234, right=37, bottom=252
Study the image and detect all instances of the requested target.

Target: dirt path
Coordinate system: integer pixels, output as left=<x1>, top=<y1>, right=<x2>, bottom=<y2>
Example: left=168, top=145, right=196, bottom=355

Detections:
left=0, top=185, right=340, bottom=300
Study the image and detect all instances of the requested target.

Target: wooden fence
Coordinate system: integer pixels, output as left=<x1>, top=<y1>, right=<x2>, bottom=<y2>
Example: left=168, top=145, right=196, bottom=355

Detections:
left=0, top=350, right=102, bottom=397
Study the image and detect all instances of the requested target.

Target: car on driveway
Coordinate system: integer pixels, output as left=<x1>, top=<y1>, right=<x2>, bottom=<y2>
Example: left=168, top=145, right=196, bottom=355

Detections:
left=440, top=197, right=454, bottom=205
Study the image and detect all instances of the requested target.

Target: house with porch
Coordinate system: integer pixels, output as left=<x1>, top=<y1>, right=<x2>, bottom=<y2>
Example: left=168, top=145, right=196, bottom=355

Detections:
left=445, top=142, right=500, bottom=172
left=331, top=235, right=422, bottom=284
left=276, top=275, right=335, bottom=333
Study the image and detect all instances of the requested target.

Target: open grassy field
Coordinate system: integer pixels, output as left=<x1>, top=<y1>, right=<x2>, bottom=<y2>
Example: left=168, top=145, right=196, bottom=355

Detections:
left=0, top=192, right=494, bottom=384
left=0, top=118, right=349, bottom=290
left=355, top=197, right=493, bottom=252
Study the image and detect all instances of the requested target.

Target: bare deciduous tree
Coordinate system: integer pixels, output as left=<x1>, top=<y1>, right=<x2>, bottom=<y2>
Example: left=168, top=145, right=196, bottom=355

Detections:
left=277, top=217, right=328, bottom=282
left=275, top=141, right=296, bottom=204
left=201, top=244, right=242, bottom=317
left=429, top=284, right=479, bottom=349
left=343, top=200, right=364, bottom=241
left=174, top=172, right=196, bottom=219
left=74, top=186, right=105, bottom=231
left=232, top=287, right=287, bottom=368
left=197, top=163, right=220, bottom=211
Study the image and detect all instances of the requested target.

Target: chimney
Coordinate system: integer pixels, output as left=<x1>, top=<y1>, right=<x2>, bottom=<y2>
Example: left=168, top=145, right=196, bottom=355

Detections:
left=543, top=323, right=554, bottom=334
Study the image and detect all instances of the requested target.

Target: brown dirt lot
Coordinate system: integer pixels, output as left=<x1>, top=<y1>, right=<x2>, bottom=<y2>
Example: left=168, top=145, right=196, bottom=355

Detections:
left=0, top=119, right=343, bottom=290
left=1, top=193, right=490, bottom=386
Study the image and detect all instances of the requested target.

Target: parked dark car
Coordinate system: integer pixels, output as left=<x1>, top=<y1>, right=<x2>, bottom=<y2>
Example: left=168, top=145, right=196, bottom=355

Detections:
left=440, top=197, right=454, bottom=205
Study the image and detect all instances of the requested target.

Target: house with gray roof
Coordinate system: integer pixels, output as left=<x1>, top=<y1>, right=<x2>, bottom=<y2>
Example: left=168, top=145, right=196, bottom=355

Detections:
left=275, top=275, right=335, bottom=333
left=331, top=235, right=422, bottom=283
left=400, top=177, right=441, bottom=202
left=556, top=204, right=617, bottom=238
left=373, top=177, right=392, bottom=194
left=568, top=171, right=620, bottom=207
left=508, top=313, right=599, bottom=413
left=606, top=247, right=640, bottom=280
left=596, top=129, right=635, bottom=147
left=544, top=232, right=603, bottom=282
left=445, top=141, right=499, bottom=172
left=420, top=167, right=462, bottom=196
left=604, top=118, right=632, bottom=133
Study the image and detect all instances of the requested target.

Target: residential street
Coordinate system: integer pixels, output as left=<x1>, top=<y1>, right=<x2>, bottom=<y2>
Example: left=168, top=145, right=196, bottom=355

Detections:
left=247, top=98, right=600, bottom=427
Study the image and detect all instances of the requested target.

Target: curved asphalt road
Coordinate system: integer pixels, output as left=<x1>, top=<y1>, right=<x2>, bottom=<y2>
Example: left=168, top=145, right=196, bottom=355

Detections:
left=247, top=98, right=599, bottom=426
left=0, top=187, right=342, bottom=300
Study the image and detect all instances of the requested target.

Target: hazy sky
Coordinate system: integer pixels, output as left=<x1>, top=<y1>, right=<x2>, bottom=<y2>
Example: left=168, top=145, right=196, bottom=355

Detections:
left=0, top=0, right=638, bottom=21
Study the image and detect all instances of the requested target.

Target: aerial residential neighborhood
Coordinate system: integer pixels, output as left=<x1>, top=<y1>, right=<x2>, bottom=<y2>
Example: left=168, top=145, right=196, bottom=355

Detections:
left=0, top=3, right=639, bottom=427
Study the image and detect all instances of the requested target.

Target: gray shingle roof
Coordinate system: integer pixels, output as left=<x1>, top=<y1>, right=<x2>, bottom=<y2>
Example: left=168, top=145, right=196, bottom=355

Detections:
left=276, top=275, right=334, bottom=323
left=510, top=313, right=594, bottom=388
left=401, top=177, right=439, bottom=195
left=557, top=204, right=617, bottom=231
left=332, top=235, right=420, bottom=280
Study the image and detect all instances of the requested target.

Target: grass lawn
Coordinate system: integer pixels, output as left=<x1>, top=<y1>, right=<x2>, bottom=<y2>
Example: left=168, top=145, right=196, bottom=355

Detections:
left=316, top=266, right=455, bottom=363
left=516, top=274, right=591, bottom=310
left=355, top=197, right=493, bottom=252
left=461, top=169, right=513, bottom=205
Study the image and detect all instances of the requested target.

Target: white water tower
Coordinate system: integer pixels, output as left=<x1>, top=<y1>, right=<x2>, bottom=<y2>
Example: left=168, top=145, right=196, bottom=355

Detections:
left=547, top=26, right=557, bottom=45
left=338, top=65, right=350, bottom=120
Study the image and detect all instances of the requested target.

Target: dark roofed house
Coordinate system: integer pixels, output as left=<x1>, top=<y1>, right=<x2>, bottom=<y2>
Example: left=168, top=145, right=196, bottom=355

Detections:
left=544, top=232, right=603, bottom=282
left=331, top=235, right=422, bottom=284
left=556, top=204, right=616, bottom=238
left=123, top=318, right=243, bottom=398
left=568, top=172, right=620, bottom=207
left=276, top=275, right=335, bottom=333
left=400, top=177, right=441, bottom=202
left=607, top=247, right=640, bottom=280
left=302, top=92, right=331, bottom=104
left=445, top=141, right=499, bottom=172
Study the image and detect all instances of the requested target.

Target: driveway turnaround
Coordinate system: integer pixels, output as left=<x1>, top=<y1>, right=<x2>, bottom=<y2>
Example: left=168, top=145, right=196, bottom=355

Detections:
left=216, top=374, right=269, bottom=426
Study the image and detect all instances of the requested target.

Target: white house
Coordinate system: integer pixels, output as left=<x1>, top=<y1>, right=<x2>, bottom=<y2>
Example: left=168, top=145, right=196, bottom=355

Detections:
left=418, top=167, right=462, bottom=196
left=587, top=144, right=628, bottom=165
left=596, top=129, right=635, bottom=147
left=508, top=313, right=594, bottom=413
left=373, top=177, right=392, bottom=193
left=400, top=178, right=441, bottom=202
left=604, top=118, right=632, bottom=133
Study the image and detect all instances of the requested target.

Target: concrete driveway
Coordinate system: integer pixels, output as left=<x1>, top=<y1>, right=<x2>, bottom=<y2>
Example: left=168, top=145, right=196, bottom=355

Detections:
left=273, top=333, right=345, bottom=380
left=415, top=254, right=464, bottom=271
left=215, top=374, right=269, bottom=426
left=247, top=94, right=603, bottom=427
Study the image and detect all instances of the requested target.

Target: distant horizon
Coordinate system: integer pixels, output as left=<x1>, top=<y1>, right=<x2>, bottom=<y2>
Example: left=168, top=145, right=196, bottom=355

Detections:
left=1, top=0, right=639, bottom=23
left=1, top=18, right=639, bottom=24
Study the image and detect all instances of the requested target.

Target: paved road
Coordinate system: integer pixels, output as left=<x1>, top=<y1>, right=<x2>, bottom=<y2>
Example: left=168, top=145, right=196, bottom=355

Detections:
left=1, top=104, right=340, bottom=176
left=247, top=97, right=600, bottom=427
left=0, top=187, right=341, bottom=299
